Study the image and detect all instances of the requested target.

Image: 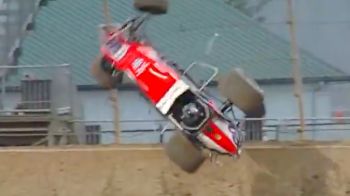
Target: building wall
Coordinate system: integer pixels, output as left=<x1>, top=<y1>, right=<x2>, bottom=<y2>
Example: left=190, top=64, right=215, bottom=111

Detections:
left=79, top=84, right=333, bottom=123
left=4, top=82, right=346, bottom=143
left=77, top=83, right=334, bottom=143
left=2, top=92, right=20, bottom=110
left=78, top=90, right=166, bottom=144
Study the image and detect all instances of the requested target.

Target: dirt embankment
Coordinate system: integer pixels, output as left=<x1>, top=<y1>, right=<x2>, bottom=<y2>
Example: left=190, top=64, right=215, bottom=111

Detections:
left=0, top=143, right=350, bottom=196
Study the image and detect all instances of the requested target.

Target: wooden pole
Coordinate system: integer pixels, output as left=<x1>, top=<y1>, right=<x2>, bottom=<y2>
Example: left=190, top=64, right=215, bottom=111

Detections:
left=103, top=0, right=121, bottom=144
left=109, top=90, right=121, bottom=144
left=1, top=76, right=5, bottom=109
left=103, top=0, right=112, bottom=24
left=287, top=0, right=305, bottom=140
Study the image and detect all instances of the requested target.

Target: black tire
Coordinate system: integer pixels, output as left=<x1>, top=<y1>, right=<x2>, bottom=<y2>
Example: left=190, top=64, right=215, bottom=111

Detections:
left=164, top=131, right=206, bottom=173
left=218, top=68, right=265, bottom=117
left=246, top=102, right=266, bottom=118
left=90, top=55, right=123, bottom=89
left=134, top=0, right=168, bottom=14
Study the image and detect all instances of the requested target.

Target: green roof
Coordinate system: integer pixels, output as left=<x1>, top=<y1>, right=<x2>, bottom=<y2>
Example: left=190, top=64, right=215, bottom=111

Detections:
left=15, top=0, right=346, bottom=86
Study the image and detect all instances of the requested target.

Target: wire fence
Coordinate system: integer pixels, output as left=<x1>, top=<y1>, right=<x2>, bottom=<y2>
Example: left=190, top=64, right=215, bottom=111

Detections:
left=61, top=117, right=350, bottom=146
left=0, top=0, right=348, bottom=147
left=0, top=64, right=348, bottom=146
left=1, top=102, right=350, bottom=146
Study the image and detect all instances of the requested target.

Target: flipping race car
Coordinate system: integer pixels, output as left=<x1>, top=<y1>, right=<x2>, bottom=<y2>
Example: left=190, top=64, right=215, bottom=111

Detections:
left=91, top=0, right=265, bottom=173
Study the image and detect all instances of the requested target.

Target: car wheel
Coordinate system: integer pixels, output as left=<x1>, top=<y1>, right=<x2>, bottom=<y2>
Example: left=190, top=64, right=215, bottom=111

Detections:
left=218, top=68, right=265, bottom=117
left=134, top=0, right=168, bottom=14
left=90, top=55, right=122, bottom=89
left=164, top=131, right=206, bottom=173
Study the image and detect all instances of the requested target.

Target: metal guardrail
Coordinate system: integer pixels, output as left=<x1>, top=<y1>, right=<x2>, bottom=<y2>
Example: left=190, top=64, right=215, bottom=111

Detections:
left=68, top=117, right=350, bottom=144
left=72, top=117, right=350, bottom=126
left=0, top=117, right=348, bottom=146
left=0, top=109, right=51, bottom=113
left=0, top=64, right=70, bottom=69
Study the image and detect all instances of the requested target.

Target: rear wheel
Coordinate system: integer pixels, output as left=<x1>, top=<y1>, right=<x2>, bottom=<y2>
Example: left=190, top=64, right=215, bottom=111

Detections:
left=90, top=55, right=123, bottom=89
left=164, top=131, right=206, bottom=173
left=218, top=68, right=265, bottom=117
left=134, top=0, right=168, bottom=14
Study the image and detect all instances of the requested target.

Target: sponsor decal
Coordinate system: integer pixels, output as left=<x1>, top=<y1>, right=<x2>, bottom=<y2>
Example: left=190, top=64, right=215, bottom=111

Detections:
left=113, top=45, right=129, bottom=60
left=132, top=58, right=149, bottom=76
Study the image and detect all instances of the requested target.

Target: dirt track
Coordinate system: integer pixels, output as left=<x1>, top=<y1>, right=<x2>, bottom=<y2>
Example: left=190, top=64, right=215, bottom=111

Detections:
left=0, top=143, right=350, bottom=196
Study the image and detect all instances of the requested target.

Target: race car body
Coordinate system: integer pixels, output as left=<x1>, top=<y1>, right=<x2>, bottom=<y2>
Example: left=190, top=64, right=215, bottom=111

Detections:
left=92, top=13, right=265, bottom=173
left=99, top=19, right=241, bottom=156
left=101, top=35, right=189, bottom=115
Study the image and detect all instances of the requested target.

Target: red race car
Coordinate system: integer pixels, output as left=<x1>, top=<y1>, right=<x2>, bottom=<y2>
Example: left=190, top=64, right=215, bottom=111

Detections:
left=92, top=11, right=265, bottom=173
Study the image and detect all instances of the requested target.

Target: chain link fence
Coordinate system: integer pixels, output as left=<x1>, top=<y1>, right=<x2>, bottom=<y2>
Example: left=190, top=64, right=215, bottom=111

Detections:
left=0, top=0, right=349, bottom=147
left=0, top=64, right=348, bottom=147
left=65, top=117, right=350, bottom=146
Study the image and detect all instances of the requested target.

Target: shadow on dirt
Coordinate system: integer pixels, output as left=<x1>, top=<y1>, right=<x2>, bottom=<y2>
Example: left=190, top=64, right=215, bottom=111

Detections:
left=246, top=147, right=342, bottom=196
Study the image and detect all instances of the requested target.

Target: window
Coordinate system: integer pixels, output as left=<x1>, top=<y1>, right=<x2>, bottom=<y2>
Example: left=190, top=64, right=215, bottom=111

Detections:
left=85, top=125, right=101, bottom=145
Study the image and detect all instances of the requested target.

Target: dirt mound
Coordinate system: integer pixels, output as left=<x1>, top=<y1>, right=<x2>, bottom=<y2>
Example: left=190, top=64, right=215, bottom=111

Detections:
left=0, top=143, right=349, bottom=196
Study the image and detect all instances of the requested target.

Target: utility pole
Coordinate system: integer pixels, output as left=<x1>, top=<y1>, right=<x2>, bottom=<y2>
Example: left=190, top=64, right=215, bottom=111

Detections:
left=103, top=0, right=112, bottom=24
left=103, top=0, right=121, bottom=144
left=286, top=0, right=305, bottom=140
left=109, top=90, right=121, bottom=144
left=1, top=75, right=5, bottom=110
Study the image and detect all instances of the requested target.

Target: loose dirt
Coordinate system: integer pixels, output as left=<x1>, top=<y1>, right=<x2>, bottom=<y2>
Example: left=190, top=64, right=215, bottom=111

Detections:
left=0, top=142, right=349, bottom=196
